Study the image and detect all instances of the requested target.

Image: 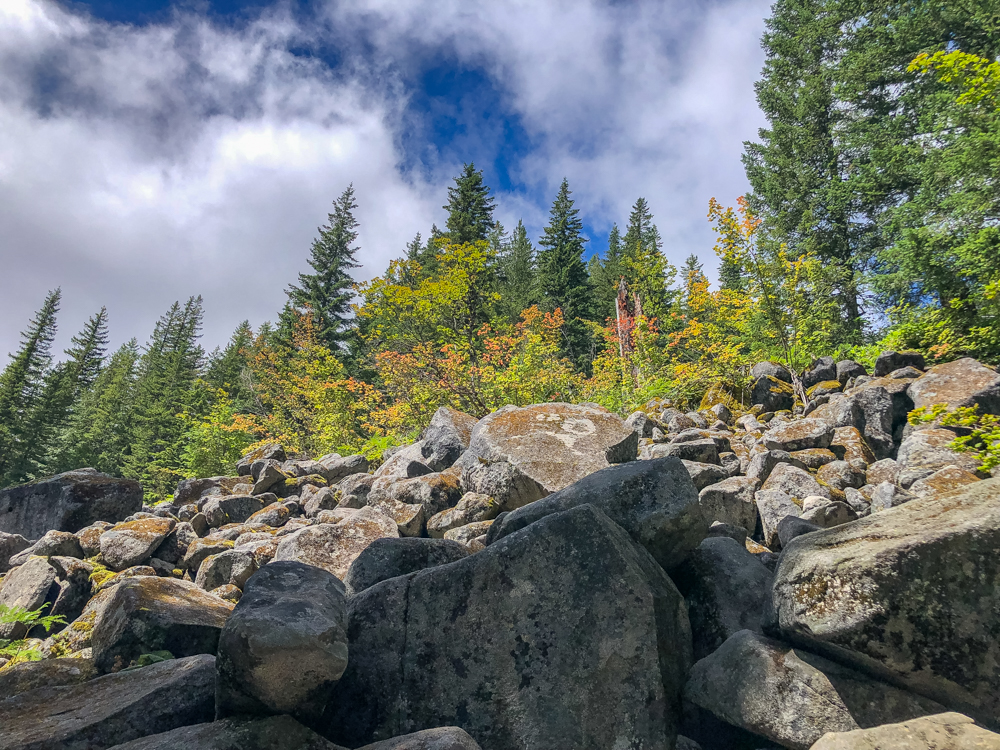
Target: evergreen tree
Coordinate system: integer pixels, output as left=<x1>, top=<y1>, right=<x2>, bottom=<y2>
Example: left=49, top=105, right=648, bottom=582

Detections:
left=621, top=199, right=676, bottom=321
left=718, top=251, right=747, bottom=292
left=498, top=219, right=539, bottom=319
left=444, top=163, right=496, bottom=245
left=590, top=224, right=624, bottom=322
left=125, top=297, right=206, bottom=498
left=287, top=184, right=362, bottom=350
left=205, top=320, right=254, bottom=413
left=0, top=290, right=60, bottom=487
left=537, top=179, right=594, bottom=368
left=54, top=340, right=139, bottom=476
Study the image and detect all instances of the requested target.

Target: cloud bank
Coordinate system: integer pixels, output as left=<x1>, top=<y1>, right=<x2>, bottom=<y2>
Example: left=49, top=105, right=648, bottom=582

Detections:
left=0, top=0, right=770, bottom=358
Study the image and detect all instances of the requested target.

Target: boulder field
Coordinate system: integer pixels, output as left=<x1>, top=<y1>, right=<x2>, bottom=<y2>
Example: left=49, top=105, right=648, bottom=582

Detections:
left=1, top=354, right=1000, bottom=750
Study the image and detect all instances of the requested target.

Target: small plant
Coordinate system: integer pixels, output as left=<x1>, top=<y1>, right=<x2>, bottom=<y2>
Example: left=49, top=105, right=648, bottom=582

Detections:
left=0, top=604, right=67, bottom=667
left=909, top=405, right=1000, bottom=473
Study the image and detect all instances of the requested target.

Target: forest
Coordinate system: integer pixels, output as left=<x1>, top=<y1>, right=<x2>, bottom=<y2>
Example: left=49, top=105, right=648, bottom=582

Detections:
left=1, top=0, right=997, bottom=499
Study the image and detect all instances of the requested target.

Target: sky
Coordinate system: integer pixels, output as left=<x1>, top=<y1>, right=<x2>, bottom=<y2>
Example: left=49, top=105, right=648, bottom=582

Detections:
left=0, top=0, right=772, bottom=360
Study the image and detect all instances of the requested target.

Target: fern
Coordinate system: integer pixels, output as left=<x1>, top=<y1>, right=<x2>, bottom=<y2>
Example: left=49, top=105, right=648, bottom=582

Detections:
left=0, top=604, right=67, bottom=666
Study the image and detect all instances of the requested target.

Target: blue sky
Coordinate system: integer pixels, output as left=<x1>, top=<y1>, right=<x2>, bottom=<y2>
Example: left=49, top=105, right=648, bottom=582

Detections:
left=0, top=0, right=771, bottom=356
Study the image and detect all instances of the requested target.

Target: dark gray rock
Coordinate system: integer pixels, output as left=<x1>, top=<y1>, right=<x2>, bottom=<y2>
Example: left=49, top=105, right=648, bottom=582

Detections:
left=684, top=630, right=945, bottom=750
left=357, top=728, right=482, bottom=750
left=107, top=715, right=347, bottom=750
left=803, top=356, right=837, bottom=388
left=0, top=657, right=96, bottom=701
left=344, top=538, right=470, bottom=596
left=0, top=470, right=142, bottom=539
left=836, top=360, right=867, bottom=385
left=750, top=375, right=794, bottom=412
left=0, top=532, right=31, bottom=574
left=318, top=454, right=371, bottom=484
left=194, top=550, right=258, bottom=591
left=746, top=449, right=805, bottom=484
left=673, top=537, right=773, bottom=660
left=754, top=489, right=802, bottom=549
left=202, top=496, right=265, bottom=528
left=697, top=477, right=759, bottom=533
left=679, top=460, right=728, bottom=491
left=8, top=530, right=84, bottom=566
left=420, top=407, right=478, bottom=472
left=0, top=557, right=58, bottom=639
left=873, top=350, right=925, bottom=377
left=750, top=361, right=792, bottom=382
left=850, top=385, right=896, bottom=460
left=323, top=504, right=692, bottom=750
left=0, top=654, right=216, bottom=750
left=492, top=457, right=707, bottom=572
left=705, top=521, right=747, bottom=546
left=776, top=515, right=823, bottom=548
left=660, top=439, right=719, bottom=465
left=236, top=443, right=285, bottom=476
left=216, top=562, right=348, bottom=727
left=907, top=357, right=1000, bottom=415
left=100, top=518, right=176, bottom=571
left=766, top=478, right=1000, bottom=727
left=624, top=410, right=654, bottom=438
left=92, top=576, right=233, bottom=673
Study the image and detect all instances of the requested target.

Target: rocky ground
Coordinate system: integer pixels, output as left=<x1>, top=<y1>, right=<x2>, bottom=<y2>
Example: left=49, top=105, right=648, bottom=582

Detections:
left=0, top=350, right=999, bottom=750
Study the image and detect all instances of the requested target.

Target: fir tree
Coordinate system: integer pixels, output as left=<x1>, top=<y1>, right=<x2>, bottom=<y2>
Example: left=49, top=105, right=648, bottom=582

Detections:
left=590, top=224, right=624, bottom=322
left=498, top=219, right=539, bottom=319
left=0, top=290, right=61, bottom=487
left=621, top=199, right=676, bottom=321
left=287, top=185, right=362, bottom=350
left=444, top=163, right=496, bottom=245
left=205, top=321, right=254, bottom=413
left=537, top=179, right=594, bottom=368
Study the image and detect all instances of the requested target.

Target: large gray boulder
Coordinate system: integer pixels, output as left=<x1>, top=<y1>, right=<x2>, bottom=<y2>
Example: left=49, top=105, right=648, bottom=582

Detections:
left=491, top=457, right=707, bottom=572
left=100, top=518, right=176, bottom=571
left=684, top=630, right=944, bottom=750
left=455, top=403, right=637, bottom=511
left=420, top=407, right=479, bottom=472
left=202, top=495, right=265, bottom=528
left=0, top=654, right=216, bottom=750
left=92, top=576, right=233, bottom=673
left=896, top=427, right=984, bottom=478
left=8, top=530, right=84, bottom=566
left=907, top=357, right=1000, bottom=414
left=763, top=418, right=835, bottom=452
left=0, top=532, right=31, bottom=574
left=216, top=562, right=349, bottom=727
left=766, top=478, right=1000, bottom=726
left=344, top=538, right=470, bottom=596
left=697, top=477, right=759, bottom=534
left=673, top=537, right=772, bottom=660
left=0, top=557, right=58, bottom=639
left=357, top=728, right=482, bottom=750
left=0, top=658, right=96, bottom=701
left=107, top=715, right=348, bottom=750
left=322, top=504, right=693, bottom=750
left=0, top=470, right=142, bottom=539
left=273, top=507, right=399, bottom=580
left=318, top=454, right=370, bottom=484
left=809, top=712, right=1000, bottom=750
left=873, top=350, right=925, bottom=377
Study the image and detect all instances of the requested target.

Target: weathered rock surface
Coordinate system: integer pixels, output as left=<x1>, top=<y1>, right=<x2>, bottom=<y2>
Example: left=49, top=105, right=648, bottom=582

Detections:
left=0, top=657, right=96, bottom=700
left=202, top=495, right=265, bottom=528
left=456, top=402, right=637, bottom=511
left=273, top=507, right=399, bottom=580
left=357, top=727, right=483, bottom=750
left=194, top=549, right=258, bottom=591
left=766, top=478, right=1000, bottom=726
left=107, top=715, right=348, bottom=750
left=216, top=562, right=348, bottom=726
left=873, top=350, right=925, bottom=377
left=492, top=457, right=707, bottom=571
left=9, top=530, right=84, bottom=566
left=908, top=358, right=1000, bottom=415
left=755, top=488, right=802, bottom=549
left=344, top=537, right=470, bottom=596
left=426, top=493, right=497, bottom=538
left=420, top=407, right=479, bottom=472
left=0, top=654, right=216, bottom=750
left=896, top=427, right=983, bottom=477
left=764, top=418, right=835, bottom=452
left=697, top=476, right=759, bottom=533
left=0, top=532, right=31, bottom=573
left=323, top=504, right=692, bottom=750
left=0, top=470, right=142, bottom=540
left=100, top=518, right=176, bottom=571
left=92, top=576, right=233, bottom=673
left=0, top=556, right=58, bottom=639
left=673, top=538, right=773, bottom=660
left=684, top=630, right=944, bottom=750
left=809, top=712, right=1000, bottom=750
left=761, top=461, right=829, bottom=500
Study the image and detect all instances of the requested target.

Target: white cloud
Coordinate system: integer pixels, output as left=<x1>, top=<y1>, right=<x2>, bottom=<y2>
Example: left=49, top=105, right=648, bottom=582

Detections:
left=0, top=0, right=770, bottom=359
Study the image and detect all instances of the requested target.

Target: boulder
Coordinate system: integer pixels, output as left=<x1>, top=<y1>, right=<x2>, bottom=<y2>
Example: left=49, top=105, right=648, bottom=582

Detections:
left=419, top=407, right=478, bottom=472
left=0, top=654, right=215, bottom=750
left=697, top=476, right=759, bottom=533
left=216, top=562, right=348, bottom=726
left=836, top=360, right=867, bottom=385
left=107, top=715, right=348, bottom=750
left=678, top=460, right=728, bottom=490
left=100, top=518, right=176, bottom=572
left=251, top=463, right=288, bottom=495
left=194, top=550, right=258, bottom=591
left=659, top=439, right=719, bottom=465
left=777, top=515, right=823, bottom=547
left=0, top=657, right=96, bottom=700
left=427, top=493, right=497, bottom=538
left=0, top=557, right=58, bottom=639
left=907, top=357, right=1000, bottom=415
left=684, top=630, right=944, bottom=750
left=322, top=504, right=692, bottom=750
left=0, top=470, right=142, bottom=539
left=809, top=712, right=1000, bottom=750
left=751, top=361, right=792, bottom=382
left=357, top=728, right=482, bottom=750
left=0, top=532, right=31, bottom=573
left=202, top=495, right=265, bottom=528
left=92, top=576, right=233, bottom=673
left=817, top=460, right=866, bottom=491
left=317, top=453, right=370, bottom=484
left=273, top=507, right=399, bottom=581
left=344, top=538, right=470, bottom=596
left=8, top=530, right=84, bottom=567
left=181, top=538, right=235, bottom=571
left=624, top=410, right=654, bottom=438
left=766, top=478, right=1000, bottom=726
left=303, top=487, right=340, bottom=518
left=456, top=403, right=637, bottom=511
left=150, top=522, right=198, bottom=565
left=803, top=356, right=837, bottom=388
left=896, top=427, right=983, bottom=477
left=909, top=466, right=980, bottom=498
left=873, top=350, right=926, bottom=377
left=673, top=538, right=773, bottom=660
left=442, top=520, right=492, bottom=546
left=763, top=418, right=834, bottom=452
left=746, top=449, right=805, bottom=484
left=750, top=375, right=794, bottom=412
left=761, top=461, right=830, bottom=500
left=754, top=489, right=802, bottom=549
left=336, top=473, right=376, bottom=509
left=492, top=457, right=707, bottom=572
left=247, top=501, right=291, bottom=528
left=375, top=443, right=432, bottom=481
left=236, top=443, right=285, bottom=476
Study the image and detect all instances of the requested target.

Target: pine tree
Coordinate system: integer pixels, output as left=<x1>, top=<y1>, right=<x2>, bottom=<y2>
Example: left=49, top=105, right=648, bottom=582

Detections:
left=287, top=185, right=362, bottom=350
left=590, top=224, right=624, bottom=322
left=205, top=321, right=255, bottom=413
left=444, top=163, right=496, bottom=245
left=54, top=340, right=139, bottom=476
left=621, top=198, right=676, bottom=321
left=498, top=219, right=539, bottom=319
left=0, top=290, right=61, bottom=487
left=125, top=297, right=206, bottom=498
left=537, top=179, right=594, bottom=368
